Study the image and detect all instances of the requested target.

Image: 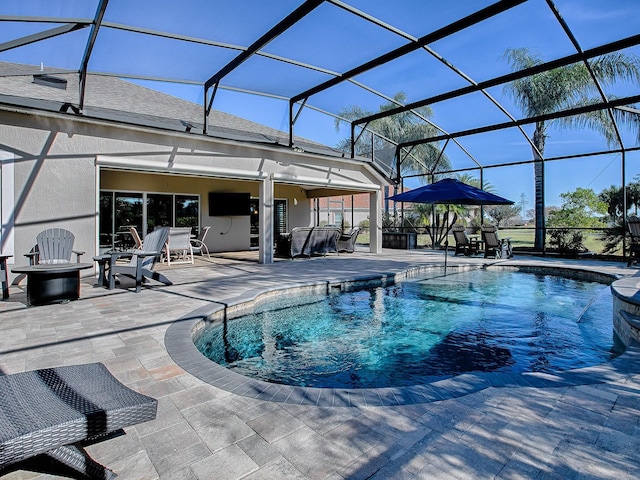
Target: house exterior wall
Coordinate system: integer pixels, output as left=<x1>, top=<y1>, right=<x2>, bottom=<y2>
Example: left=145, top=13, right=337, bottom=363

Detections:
left=1, top=122, right=97, bottom=271
left=0, top=106, right=385, bottom=272
left=100, top=170, right=257, bottom=252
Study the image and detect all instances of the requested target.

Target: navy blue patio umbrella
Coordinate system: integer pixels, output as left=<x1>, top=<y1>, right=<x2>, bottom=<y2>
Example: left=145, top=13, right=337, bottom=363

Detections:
left=387, top=178, right=514, bottom=270
left=387, top=178, right=514, bottom=206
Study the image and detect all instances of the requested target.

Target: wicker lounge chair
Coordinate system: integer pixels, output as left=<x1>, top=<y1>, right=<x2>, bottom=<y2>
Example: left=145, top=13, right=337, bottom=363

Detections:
left=481, top=224, right=513, bottom=258
left=0, top=362, right=157, bottom=480
left=25, top=228, right=85, bottom=265
left=628, top=215, right=640, bottom=266
left=108, top=226, right=172, bottom=292
left=451, top=224, right=480, bottom=256
left=337, top=227, right=361, bottom=253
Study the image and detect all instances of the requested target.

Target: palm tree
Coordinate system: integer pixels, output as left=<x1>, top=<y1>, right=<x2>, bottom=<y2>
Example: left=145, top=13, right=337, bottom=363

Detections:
left=452, top=173, right=497, bottom=229
left=335, top=92, right=449, bottom=179
left=503, top=48, right=640, bottom=250
left=335, top=92, right=450, bottom=232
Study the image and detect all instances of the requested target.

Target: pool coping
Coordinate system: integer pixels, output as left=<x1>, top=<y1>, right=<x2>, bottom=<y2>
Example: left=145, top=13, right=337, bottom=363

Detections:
left=165, top=263, right=638, bottom=407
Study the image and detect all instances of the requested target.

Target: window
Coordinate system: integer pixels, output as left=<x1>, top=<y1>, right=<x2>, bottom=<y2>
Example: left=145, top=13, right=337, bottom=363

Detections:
left=99, top=190, right=199, bottom=251
left=147, top=194, right=172, bottom=233
left=176, top=195, right=199, bottom=235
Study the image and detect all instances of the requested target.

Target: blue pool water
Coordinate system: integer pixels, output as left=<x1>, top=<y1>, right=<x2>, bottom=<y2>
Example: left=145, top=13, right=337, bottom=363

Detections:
left=194, top=269, right=622, bottom=388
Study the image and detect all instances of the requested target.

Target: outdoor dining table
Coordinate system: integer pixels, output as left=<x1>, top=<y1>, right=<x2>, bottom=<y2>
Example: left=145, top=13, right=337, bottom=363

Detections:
left=11, top=263, right=92, bottom=305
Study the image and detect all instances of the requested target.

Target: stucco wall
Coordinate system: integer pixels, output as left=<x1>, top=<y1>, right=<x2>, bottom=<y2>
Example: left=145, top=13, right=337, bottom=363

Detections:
left=1, top=124, right=97, bottom=274
left=0, top=108, right=383, bottom=269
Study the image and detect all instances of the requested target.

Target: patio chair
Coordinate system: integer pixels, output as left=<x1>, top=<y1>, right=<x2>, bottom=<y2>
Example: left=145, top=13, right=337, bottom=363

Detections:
left=628, top=215, right=640, bottom=266
left=337, top=227, right=361, bottom=253
left=481, top=224, right=513, bottom=259
left=190, top=226, right=211, bottom=258
left=129, top=226, right=143, bottom=249
left=451, top=224, right=480, bottom=256
left=107, top=226, right=172, bottom=293
left=25, top=228, right=85, bottom=265
left=163, top=227, right=194, bottom=265
left=0, top=362, right=157, bottom=480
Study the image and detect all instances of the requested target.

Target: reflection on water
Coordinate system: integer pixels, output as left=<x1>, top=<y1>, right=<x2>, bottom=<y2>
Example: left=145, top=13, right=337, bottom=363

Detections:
left=195, top=270, right=621, bottom=388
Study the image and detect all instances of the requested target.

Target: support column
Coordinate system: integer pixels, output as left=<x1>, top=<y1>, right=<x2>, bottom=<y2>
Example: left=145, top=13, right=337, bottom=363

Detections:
left=369, top=190, right=382, bottom=254
left=258, top=177, right=274, bottom=264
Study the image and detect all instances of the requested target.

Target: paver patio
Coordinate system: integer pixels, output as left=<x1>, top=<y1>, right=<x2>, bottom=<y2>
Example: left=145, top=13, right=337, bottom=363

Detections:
left=1, top=249, right=639, bottom=479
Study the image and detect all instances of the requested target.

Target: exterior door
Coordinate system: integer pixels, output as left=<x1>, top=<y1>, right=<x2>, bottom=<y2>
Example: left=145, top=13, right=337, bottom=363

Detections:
left=250, top=198, right=287, bottom=248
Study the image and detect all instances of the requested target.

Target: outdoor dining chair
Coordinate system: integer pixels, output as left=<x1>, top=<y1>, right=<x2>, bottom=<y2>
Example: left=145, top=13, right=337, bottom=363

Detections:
left=129, top=226, right=143, bottom=249
left=164, top=227, right=194, bottom=265
left=337, top=227, right=361, bottom=253
left=190, top=226, right=210, bottom=258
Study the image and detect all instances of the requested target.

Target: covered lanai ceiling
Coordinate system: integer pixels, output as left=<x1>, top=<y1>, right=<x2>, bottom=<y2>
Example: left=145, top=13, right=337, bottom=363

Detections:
left=1, top=0, right=639, bottom=192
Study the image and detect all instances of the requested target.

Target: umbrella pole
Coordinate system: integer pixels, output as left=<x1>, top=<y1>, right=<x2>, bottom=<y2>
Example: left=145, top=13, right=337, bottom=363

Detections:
left=444, top=205, right=449, bottom=274
left=431, top=206, right=435, bottom=249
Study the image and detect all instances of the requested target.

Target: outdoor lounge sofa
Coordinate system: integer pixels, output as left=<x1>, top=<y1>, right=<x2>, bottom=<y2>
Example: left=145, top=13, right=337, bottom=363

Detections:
left=276, top=226, right=341, bottom=258
left=0, top=362, right=157, bottom=480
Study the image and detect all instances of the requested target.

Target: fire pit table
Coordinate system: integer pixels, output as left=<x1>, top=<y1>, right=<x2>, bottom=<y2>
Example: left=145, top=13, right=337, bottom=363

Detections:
left=12, top=263, right=92, bottom=305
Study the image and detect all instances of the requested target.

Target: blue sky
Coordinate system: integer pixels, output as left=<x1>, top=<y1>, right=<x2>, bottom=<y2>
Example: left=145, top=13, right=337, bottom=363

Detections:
left=2, top=0, right=640, bottom=214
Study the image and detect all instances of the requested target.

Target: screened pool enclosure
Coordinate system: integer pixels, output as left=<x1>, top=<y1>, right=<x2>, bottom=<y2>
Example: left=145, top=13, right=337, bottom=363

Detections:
left=1, top=0, right=639, bottom=255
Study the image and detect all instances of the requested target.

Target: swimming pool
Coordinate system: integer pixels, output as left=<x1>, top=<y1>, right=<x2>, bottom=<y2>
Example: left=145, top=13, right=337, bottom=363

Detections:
left=194, top=268, right=622, bottom=389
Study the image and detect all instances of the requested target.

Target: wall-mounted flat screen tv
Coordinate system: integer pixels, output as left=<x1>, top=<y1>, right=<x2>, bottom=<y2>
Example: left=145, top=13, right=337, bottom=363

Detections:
left=208, top=192, right=251, bottom=216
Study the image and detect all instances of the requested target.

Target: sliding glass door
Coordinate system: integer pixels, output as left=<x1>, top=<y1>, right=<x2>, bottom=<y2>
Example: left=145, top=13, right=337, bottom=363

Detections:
left=146, top=194, right=172, bottom=233
left=99, top=190, right=199, bottom=252
left=114, top=193, right=143, bottom=250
